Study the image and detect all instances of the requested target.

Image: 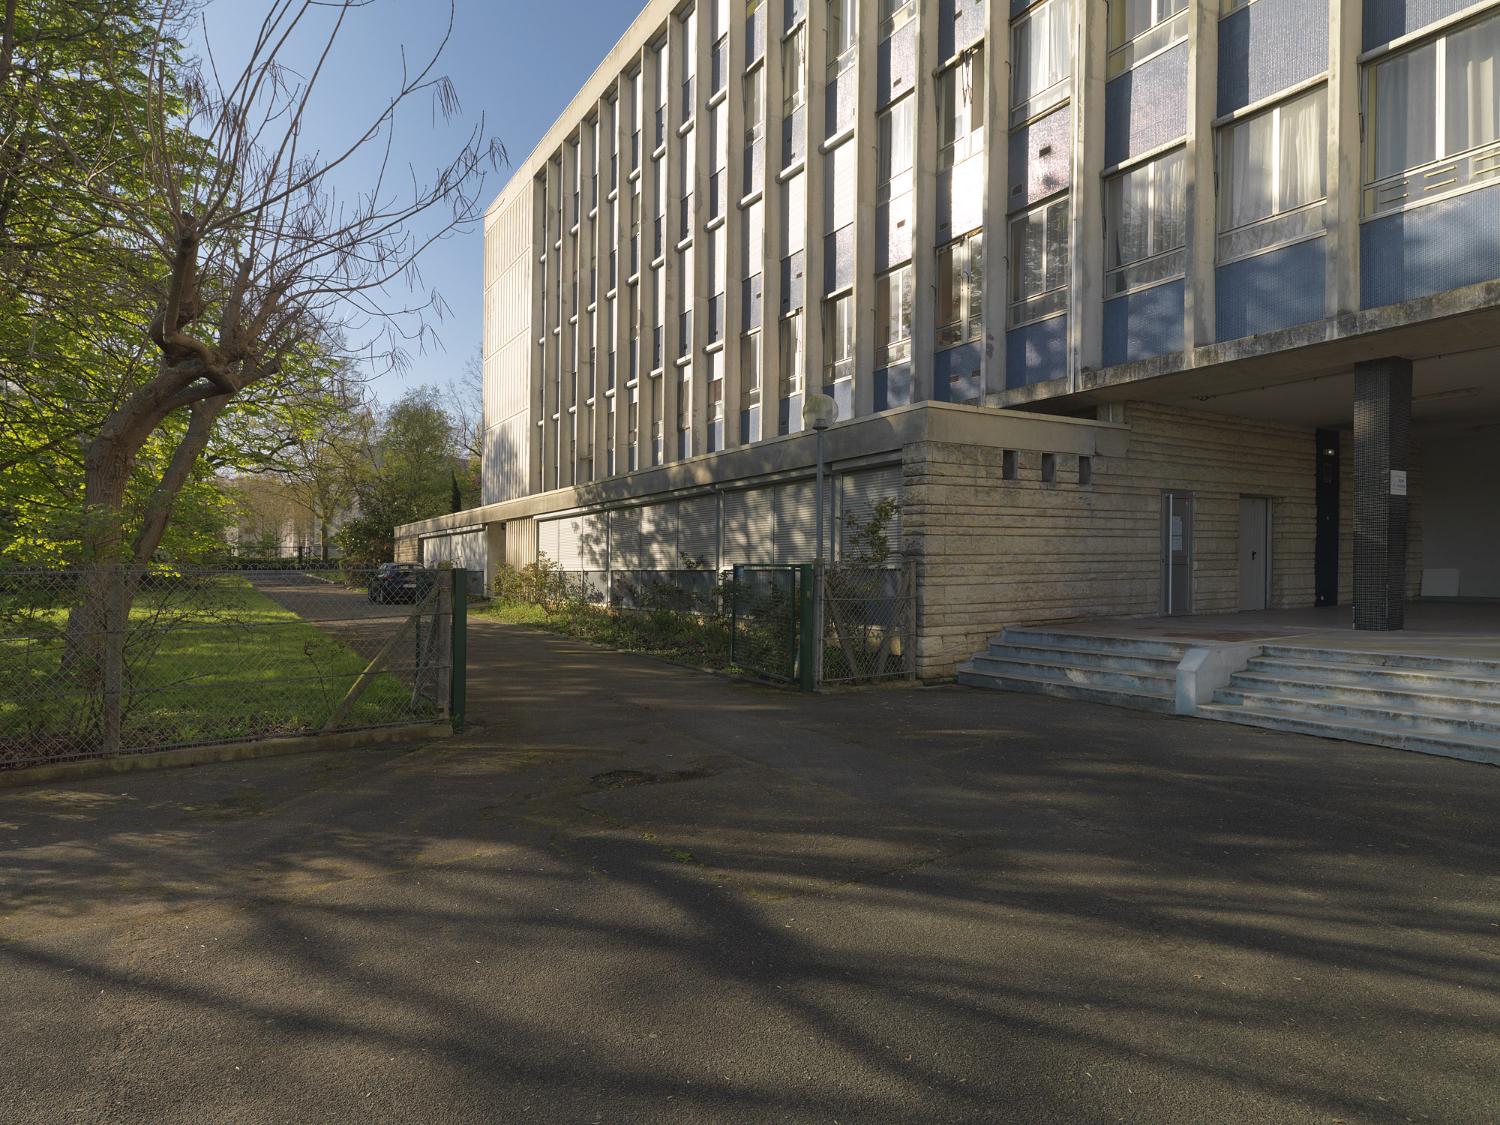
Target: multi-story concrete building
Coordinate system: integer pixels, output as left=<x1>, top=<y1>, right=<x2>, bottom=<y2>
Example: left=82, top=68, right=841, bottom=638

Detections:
left=402, top=0, right=1500, bottom=682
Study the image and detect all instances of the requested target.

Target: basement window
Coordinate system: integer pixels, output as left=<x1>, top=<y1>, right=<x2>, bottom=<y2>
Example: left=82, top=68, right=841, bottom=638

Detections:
left=1002, top=449, right=1018, bottom=480
left=1079, top=455, right=1093, bottom=485
left=1041, top=452, right=1057, bottom=483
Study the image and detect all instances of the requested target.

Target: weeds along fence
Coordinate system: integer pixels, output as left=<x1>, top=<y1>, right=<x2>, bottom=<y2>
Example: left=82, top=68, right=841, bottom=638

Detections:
left=0, top=565, right=462, bottom=769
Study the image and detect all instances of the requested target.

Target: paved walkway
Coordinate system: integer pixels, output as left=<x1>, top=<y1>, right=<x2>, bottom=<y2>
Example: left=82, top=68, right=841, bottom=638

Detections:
left=1, top=621, right=1498, bottom=1122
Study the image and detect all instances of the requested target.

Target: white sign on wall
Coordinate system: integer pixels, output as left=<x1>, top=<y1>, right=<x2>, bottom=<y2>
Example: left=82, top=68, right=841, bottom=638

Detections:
left=1390, top=470, right=1408, bottom=497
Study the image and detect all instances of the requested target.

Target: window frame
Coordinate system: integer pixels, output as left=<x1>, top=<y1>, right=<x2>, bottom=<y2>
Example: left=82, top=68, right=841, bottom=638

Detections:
left=1362, top=7, right=1500, bottom=218
left=1106, top=0, right=1188, bottom=78
left=1011, top=0, right=1073, bottom=127
left=936, top=231, right=985, bottom=349
left=937, top=45, right=987, bottom=171
left=1008, top=195, right=1070, bottom=327
left=876, top=262, right=915, bottom=368
left=1215, top=84, right=1329, bottom=264
left=1104, top=146, right=1187, bottom=296
left=822, top=291, right=855, bottom=387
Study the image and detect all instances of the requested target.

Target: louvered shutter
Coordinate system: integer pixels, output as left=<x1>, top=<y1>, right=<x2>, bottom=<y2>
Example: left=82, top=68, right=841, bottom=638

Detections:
left=838, top=466, right=903, bottom=561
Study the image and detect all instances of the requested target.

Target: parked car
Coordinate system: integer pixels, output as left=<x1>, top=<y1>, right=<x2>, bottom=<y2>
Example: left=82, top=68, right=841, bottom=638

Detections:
left=367, top=562, right=435, bottom=604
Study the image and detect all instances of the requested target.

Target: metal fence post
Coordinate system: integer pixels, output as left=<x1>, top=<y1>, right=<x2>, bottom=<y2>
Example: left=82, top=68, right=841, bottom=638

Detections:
left=101, top=565, right=126, bottom=755
left=797, top=564, right=816, bottom=693
left=729, top=564, right=740, bottom=668
left=451, top=568, right=468, bottom=732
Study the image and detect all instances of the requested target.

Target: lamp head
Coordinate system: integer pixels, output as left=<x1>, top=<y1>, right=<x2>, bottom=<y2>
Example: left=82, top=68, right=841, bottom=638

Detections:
left=803, top=392, right=838, bottom=432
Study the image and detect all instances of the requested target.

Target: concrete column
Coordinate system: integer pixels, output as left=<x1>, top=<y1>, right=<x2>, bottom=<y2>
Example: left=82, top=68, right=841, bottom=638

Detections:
left=761, top=0, right=787, bottom=424
left=609, top=77, right=631, bottom=476
left=1326, top=0, right=1362, bottom=317
left=577, top=120, right=597, bottom=485
left=541, top=158, right=563, bottom=492
left=851, top=0, right=879, bottom=419
left=658, top=36, right=681, bottom=467
left=690, top=6, right=713, bottom=455
left=982, top=0, right=1011, bottom=402
left=1067, top=0, right=1107, bottom=390
left=721, top=0, right=748, bottom=450
left=528, top=175, right=547, bottom=496
left=910, top=0, right=939, bottom=403
left=559, top=139, right=579, bottom=488
left=1182, top=0, right=1219, bottom=351
left=803, top=0, right=828, bottom=411
left=1353, top=357, right=1412, bottom=630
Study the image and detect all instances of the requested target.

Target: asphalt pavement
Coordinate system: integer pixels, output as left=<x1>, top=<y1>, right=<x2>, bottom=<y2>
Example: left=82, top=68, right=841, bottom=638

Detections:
left=1, top=620, right=1497, bottom=1123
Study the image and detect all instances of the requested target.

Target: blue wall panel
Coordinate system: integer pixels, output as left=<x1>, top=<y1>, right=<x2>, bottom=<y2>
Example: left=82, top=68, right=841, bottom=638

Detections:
left=1102, top=279, right=1185, bottom=366
left=874, top=362, right=914, bottom=411
left=877, top=20, right=918, bottom=107
left=1008, top=108, right=1071, bottom=210
left=1361, top=186, right=1500, bottom=308
left=1218, top=0, right=1328, bottom=115
left=938, top=0, right=986, bottom=59
left=1364, top=0, right=1476, bottom=49
left=1006, top=316, right=1069, bottom=388
left=1216, top=238, right=1326, bottom=341
left=1105, top=42, right=1188, bottom=167
left=934, top=342, right=983, bottom=404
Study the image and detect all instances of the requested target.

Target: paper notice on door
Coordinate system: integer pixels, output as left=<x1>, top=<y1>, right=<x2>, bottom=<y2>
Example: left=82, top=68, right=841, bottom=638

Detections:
left=1171, top=516, right=1183, bottom=552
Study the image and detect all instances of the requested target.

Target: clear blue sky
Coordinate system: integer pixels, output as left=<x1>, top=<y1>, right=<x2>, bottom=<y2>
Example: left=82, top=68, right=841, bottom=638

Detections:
left=193, top=0, right=639, bottom=406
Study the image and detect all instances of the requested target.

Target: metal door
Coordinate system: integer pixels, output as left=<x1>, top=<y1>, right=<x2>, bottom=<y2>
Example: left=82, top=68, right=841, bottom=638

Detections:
left=1238, top=497, right=1271, bottom=611
left=1162, top=491, right=1194, bottom=616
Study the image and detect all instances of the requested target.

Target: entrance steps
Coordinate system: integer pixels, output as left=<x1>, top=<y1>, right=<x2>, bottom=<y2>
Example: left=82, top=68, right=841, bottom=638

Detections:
left=1196, top=646, right=1500, bottom=766
left=956, top=628, right=1188, bottom=714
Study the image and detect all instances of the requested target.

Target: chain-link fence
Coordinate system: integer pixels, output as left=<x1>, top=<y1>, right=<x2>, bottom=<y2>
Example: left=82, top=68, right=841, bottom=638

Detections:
left=729, top=565, right=811, bottom=686
left=818, top=562, right=916, bottom=685
left=0, top=565, right=457, bottom=769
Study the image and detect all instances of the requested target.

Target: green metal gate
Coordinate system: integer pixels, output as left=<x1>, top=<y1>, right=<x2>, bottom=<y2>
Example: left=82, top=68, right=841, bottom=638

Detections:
left=728, top=564, right=814, bottom=690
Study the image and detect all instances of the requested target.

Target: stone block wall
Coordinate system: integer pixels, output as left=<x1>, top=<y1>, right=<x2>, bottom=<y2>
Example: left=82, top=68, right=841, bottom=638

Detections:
left=905, top=402, right=1423, bottom=678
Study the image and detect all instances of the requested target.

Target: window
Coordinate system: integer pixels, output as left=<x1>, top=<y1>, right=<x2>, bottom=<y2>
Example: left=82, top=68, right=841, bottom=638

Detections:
left=938, top=231, right=984, bottom=347
left=1002, top=449, right=1018, bottom=480
left=781, top=309, right=806, bottom=396
left=878, top=95, right=915, bottom=191
left=745, top=65, right=765, bottom=144
left=823, top=293, right=855, bottom=386
left=1009, top=196, right=1069, bottom=326
left=1366, top=9, right=1500, bottom=215
left=1105, top=147, right=1185, bottom=294
left=783, top=22, right=807, bottom=113
left=828, top=0, right=857, bottom=76
left=880, top=0, right=915, bottom=39
left=680, top=10, right=697, bottom=122
left=742, top=331, right=762, bottom=400
left=937, top=47, right=986, bottom=170
left=1079, top=455, right=1093, bottom=485
left=1217, top=85, right=1327, bottom=261
left=1012, top=0, right=1071, bottom=126
left=711, top=0, right=729, bottom=96
left=1107, top=0, right=1186, bottom=77
left=876, top=263, right=914, bottom=367
left=1041, top=452, right=1056, bottom=484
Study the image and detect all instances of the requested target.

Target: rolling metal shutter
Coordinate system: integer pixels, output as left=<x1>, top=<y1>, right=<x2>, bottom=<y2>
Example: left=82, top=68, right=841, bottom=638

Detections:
left=553, top=517, right=584, bottom=571
left=578, top=512, right=609, bottom=570
left=536, top=518, right=561, bottom=563
left=639, top=502, right=679, bottom=569
left=838, top=466, right=903, bottom=561
left=676, top=494, right=719, bottom=569
left=609, top=506, right=642, bottom=571
left=773, top=479, right=818, bottom=563
left=722, top=487, right=774, bottom=565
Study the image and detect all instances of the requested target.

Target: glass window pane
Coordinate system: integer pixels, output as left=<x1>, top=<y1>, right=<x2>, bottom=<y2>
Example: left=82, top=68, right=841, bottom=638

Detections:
left=1223, top=109, right=1275, bottom=227
left=1278, top=87, right=1327, bottom=212
left=1445, top=14, right=1500, bottom=158
left=1155, top=148, right=1186, bottom=254
left=937, top=244, right=959, bottom=324
left=1374, top=42, right=1438, bottom=179
left=1044, top=199, right=1070, bottom=293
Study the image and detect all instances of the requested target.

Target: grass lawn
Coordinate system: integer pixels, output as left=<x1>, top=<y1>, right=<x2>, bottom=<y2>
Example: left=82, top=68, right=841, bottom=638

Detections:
left=0, top=576, right=434, bottom=762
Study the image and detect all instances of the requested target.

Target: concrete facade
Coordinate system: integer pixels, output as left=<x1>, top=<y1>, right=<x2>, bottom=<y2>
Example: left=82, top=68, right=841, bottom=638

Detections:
left=402, top=0, right=1500, bottom=675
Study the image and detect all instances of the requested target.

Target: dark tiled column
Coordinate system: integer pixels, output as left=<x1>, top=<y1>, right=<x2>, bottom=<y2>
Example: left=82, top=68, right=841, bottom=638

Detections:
left=1353, top=357, right=1412, bottom=630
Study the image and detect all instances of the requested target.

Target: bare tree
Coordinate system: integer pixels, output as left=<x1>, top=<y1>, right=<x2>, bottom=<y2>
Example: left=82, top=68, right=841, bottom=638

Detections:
left=81, top=0, right=502, bottom=568
left=449, top=347, right=485, bottom=464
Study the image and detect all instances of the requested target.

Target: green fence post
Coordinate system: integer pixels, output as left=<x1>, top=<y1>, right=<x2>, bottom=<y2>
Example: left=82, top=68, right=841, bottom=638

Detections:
left=797, top=564, right=816, bottom=693
left=451, top=569, right=468, bottom=732
left=730, top=564, right=740, bottom=669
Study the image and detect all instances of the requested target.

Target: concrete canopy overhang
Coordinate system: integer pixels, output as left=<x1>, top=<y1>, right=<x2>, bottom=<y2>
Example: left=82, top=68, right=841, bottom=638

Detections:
left=1000, top=279, right=1500, bottom=433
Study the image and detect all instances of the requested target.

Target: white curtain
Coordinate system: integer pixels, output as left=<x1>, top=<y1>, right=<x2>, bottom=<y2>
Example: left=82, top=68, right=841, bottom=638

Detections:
left=1156, top=148, right=1187, bottom=254
left=1108, top=165, right=1150, bottom=267
left=1225, top=110, right=1274, bottom=228
left=1016, top=0, right=1072, bottom=104
left=1375, top=43, right=1438, bottom=179
left=1445, top=14, right=1499, bottom=157
left=1278, top=87, right=1327, bottom=211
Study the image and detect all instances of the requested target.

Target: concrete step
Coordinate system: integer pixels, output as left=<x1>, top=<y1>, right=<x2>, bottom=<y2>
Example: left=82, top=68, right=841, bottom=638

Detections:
left=966, top=654, right=1177, bottom=696
left=984, top=642, right=1183, bottom=675
left=1211, top=688, right=1500, bottom=740
left=1259, top=644, right=1500, bottom=679
left=1000, top=628, right=1189, bottom=661
left=1240, top=656, right=1500, bottom=697
left=956, top=663, right=1178, bottom=714
left=1228, top=669, right=1500, bottom=715
left=1195, top=703, right=1500, bottom=768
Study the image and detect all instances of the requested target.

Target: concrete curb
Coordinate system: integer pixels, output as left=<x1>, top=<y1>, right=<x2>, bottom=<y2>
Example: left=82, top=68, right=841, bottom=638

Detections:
left=0, top=722, right=454, bottom=790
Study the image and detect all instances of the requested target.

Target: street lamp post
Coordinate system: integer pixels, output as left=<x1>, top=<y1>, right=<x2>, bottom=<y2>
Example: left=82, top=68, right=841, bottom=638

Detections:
left=803, top=393, right=838, bottom=564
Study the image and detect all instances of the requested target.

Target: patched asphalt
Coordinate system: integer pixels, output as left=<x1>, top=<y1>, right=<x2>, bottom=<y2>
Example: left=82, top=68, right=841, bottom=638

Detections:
left=1, top=620, right=1497, bottom=1123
